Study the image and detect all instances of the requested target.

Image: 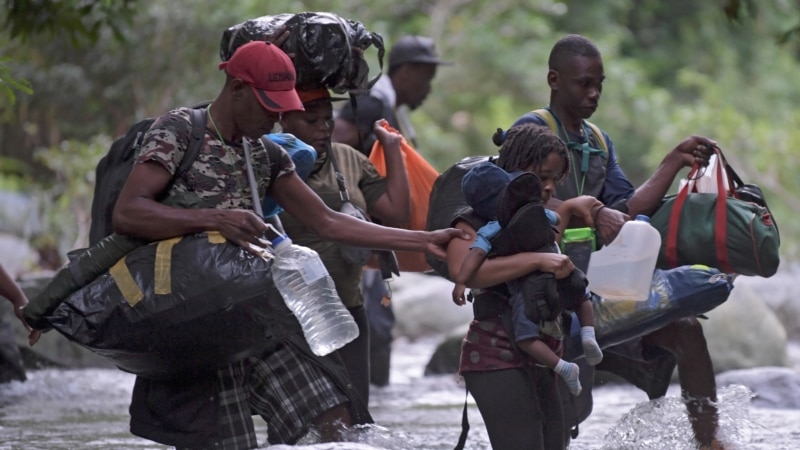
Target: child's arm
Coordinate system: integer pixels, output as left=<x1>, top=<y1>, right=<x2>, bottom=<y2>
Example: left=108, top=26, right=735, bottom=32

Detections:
left=554, top=195, right=603, bottom=235
left=452, top=247, right=488, bottom=305
left=452, top=283, right=468, bottom=305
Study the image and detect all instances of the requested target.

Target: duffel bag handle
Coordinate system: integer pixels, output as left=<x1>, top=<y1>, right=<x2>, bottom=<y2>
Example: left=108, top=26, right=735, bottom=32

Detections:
left=666, top=146, right=734, bottom=273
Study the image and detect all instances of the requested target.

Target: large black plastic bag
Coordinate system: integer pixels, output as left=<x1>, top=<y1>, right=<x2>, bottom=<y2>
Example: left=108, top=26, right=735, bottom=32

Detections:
left=46, top=232, right=299, bottom=379
left=220, top=12, right=385, bottom=94
left=23, top=233, right=145, bottom=330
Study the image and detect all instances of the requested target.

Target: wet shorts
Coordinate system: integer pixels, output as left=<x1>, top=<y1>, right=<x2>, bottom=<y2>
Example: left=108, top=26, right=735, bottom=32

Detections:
left=249, top=341, right=348, bottom=444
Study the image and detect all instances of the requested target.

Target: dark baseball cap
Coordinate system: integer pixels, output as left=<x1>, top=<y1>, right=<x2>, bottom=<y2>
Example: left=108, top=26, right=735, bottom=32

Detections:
left=462, top=162, right=515, bottom=221
left=388, top=36, right=452, bottom=70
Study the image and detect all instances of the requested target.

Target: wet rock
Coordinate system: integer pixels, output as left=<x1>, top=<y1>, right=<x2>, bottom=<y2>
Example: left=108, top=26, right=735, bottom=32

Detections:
left=0, top=321, right=26, bottom=383
left=0, top=191, right=42, bottom=238
left=734, top=265, right=800, bottom=340
left=0, top=233, right=39, bottom=278
left=703, top=283, right=788, bottom=372
left=391, top=272, right=474, bottom=340
left=424, top=326, right=467, bottom=375
left=716, top=366, right=800, bottom=408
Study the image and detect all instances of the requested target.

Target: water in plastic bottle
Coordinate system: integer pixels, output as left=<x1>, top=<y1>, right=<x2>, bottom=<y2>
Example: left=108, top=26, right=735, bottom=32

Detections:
left=270, top=234, right=359, bottom=356
left=586, top=215, right=661, bottom=301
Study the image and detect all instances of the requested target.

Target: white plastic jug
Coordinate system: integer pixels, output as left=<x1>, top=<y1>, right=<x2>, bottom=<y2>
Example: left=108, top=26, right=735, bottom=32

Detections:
left=586, top=215, right=661, bottom=301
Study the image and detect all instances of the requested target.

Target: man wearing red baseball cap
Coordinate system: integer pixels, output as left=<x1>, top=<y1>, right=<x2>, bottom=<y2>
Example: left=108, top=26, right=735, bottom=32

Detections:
left=112, top=37, right=466, bottom=449
left=218, top=40, right=304, bottom=114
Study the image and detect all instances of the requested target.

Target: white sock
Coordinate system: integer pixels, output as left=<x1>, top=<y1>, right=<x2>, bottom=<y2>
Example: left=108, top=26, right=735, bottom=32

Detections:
left=581, top=326, right=603, bottom=366
left=554, top=359, right=582, bottom=396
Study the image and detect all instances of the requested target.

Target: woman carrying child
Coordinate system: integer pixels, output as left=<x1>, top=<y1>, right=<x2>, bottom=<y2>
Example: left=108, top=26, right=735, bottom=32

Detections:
left=448, top=123, right=598, bottom=449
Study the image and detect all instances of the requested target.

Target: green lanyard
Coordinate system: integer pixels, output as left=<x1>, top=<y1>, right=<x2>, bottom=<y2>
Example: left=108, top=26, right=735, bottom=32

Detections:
left=546, top=108, right=605, bottom=195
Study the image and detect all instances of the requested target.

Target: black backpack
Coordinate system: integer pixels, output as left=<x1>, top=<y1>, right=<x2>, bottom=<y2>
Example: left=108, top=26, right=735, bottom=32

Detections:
left=424, top=155, right=492, bottom=280
left=88, top=107, right=207, bottom=246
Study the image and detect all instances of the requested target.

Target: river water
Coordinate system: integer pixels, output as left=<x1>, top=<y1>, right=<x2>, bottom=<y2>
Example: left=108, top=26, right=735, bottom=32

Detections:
left=1, top=335, right=799, bottom=450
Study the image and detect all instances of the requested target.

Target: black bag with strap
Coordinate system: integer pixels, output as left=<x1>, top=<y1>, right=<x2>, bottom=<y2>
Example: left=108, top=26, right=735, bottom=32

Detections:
left=88, top=106, right=208, bottom=246
left=424, top=155, right=492, bottom=280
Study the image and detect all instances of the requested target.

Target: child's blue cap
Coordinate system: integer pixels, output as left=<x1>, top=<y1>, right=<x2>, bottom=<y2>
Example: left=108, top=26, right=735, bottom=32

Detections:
left=461, top=162, right=515, bottom=220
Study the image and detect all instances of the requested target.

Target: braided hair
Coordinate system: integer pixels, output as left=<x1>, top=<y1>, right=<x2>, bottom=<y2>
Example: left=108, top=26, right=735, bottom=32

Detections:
left=494, top=123, right=569, bottom=183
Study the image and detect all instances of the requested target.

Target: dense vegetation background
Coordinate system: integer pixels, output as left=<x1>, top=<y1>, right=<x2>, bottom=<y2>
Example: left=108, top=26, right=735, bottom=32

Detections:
left=1, top=0, right=798, bottom=265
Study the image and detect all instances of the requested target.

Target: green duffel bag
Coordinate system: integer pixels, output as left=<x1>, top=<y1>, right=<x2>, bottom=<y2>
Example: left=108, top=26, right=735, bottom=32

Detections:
left=650, top=150, right=780, bottom=277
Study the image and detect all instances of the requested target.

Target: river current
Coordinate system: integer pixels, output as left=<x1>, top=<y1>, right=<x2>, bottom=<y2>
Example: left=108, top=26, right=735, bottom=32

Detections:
left=0, top=336, right=798, bottom=449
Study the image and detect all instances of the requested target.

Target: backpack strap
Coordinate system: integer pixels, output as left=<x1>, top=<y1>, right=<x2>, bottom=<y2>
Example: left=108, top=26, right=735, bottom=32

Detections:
left=258, top=135, right=288, bottom=234
left=530, top=108, right=608, bottom=153
left=175, top=107, right=208, bottom=179
left=259, top=135, right=284, bottom=185
left=583, top=120, right=608, bottom=153
left=531, top=108, right=558, bottom=134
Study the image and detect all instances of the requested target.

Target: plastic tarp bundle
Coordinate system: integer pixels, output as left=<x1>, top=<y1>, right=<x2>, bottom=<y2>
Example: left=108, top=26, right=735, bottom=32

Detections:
left=23, top=193, right=205, bottom=331
left=23, top=233, right=145, bottom=330
left=45, top=232, right=298, bottom=379
left=565, top=264, right=733, bottom=361
left=220, top=12, right=385, bottom=94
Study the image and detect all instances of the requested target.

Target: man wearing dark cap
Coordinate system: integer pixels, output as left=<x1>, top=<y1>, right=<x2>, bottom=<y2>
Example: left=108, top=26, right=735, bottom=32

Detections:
left=112, top=40, right=465, bottom=449
left=332, top=35, right=450, bottom=388
left=333, top=35, right=450, bottom=155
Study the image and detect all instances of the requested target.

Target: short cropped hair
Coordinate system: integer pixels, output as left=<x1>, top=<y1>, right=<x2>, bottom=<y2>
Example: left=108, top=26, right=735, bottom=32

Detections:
left=548, top=34, right=601, bottom=71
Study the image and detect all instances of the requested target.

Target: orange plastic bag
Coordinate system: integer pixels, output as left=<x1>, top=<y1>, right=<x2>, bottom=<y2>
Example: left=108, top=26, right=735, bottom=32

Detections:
left=369, top=122, right=439, bottom=272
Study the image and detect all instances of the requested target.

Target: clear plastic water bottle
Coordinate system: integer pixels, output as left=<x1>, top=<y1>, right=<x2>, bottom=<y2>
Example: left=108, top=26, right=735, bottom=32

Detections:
left=586, top=215, right=662, bottom=301
left=270, top=234, right=359, bottom=356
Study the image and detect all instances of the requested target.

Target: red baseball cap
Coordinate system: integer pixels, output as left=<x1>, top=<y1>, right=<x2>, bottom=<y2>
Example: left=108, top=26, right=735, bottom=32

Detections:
left=297, top=87, right=348, bottom=106
left=218, top=41, right=303, bottom=113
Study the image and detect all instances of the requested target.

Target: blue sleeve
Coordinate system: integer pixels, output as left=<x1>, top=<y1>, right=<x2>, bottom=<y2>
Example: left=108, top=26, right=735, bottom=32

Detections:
left=471, top=221, right=502, bottom=253
left=599, top=132, right=635, bottom=206
left=544, top=209, right=559, bottom=226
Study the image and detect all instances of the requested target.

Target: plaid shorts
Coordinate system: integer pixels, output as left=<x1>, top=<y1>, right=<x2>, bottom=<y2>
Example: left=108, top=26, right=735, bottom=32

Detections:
left=212, top=361, right=259, bottom=449
left=249, top=342, right=348, bottom=444
left=197, top=342, right=348, bottom=449
left=176, top=361, right=258, bottom=450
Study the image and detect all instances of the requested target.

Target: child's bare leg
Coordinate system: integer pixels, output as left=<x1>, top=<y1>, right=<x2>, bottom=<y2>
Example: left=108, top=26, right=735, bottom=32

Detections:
left=576, top=298, right=603, bottom=366
left=518, top=338, right=582, bottom=396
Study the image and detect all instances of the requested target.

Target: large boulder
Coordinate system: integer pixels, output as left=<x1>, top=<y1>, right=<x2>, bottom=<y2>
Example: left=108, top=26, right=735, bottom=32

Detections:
left=702, top=279, right=789, bottom=372
left=0, top=191, right=42, bottom=238
left=731, top=264, right=800, bottom=340
left=716, top=366, right=800, bottom=409
left=0, top=233, right=39, bottom=278
left=390, top=272, right=474, bottom=340
left=424, top=324, right=468, bottom=376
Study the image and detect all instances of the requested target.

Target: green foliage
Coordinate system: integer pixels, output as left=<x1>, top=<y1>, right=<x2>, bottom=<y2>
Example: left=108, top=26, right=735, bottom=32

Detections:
left=31, top=135, right=110, bottom=255
left=3, top=0, right=137, bottom=45
left=0, top=56, right=33, bottom=112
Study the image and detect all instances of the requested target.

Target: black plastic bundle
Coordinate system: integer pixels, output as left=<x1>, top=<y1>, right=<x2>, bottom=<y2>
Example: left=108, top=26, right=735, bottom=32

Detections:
left=220, top=12, right=384, bottom=94
left=44, top=233, right=301, bottom=379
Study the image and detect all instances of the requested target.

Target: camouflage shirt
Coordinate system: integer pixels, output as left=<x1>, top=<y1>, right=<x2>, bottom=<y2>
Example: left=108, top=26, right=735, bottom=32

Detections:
left=136, top=107, right=295, bottom=210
